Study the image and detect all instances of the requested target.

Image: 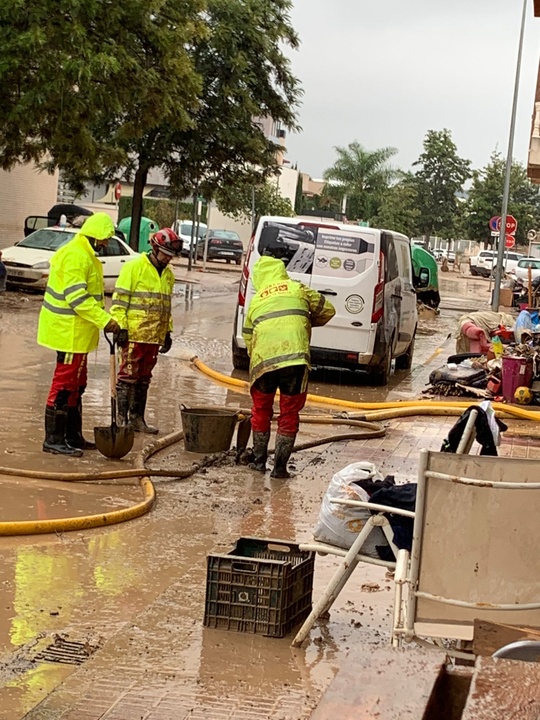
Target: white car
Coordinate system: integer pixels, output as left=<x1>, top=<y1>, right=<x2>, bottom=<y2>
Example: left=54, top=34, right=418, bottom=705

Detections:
left=2, top=227, right=139, bottom=293
left=173, top=220, right=208, bottom=258
left=512, top=258, right=540, bottom=281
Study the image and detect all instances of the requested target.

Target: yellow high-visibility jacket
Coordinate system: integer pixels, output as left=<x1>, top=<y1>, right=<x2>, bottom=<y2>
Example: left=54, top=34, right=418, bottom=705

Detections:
left=242, top=256, right=335, bottom=385
left=110, top=253, right=174, bottom=344
left=37, top=215, right=113, bottom=353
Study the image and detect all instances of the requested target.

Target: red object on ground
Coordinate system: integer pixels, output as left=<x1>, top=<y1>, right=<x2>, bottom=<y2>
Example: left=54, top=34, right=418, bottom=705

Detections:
left=501, top=356, right=533, bottom=403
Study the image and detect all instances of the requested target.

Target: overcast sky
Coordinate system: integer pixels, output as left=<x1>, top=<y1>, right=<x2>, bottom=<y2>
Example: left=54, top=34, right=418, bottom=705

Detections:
left=285, top=0, right=540, bottom=179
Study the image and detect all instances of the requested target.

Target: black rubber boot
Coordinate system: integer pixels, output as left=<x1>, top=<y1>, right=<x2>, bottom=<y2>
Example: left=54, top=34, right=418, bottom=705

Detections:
left=43, top=407, right=83, bottom=457
left=116, top=381, right=133, bottom=427
left=66, top=402, right=96, bottom=450
left=270, top=434, right=296, bottom=479
left=130, top=383, right=158, bottom=434
left=248, top=431, right=270, bottom=472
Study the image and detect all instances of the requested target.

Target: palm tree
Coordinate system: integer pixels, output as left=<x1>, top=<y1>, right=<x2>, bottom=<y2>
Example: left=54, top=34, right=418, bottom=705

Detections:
left=323, top=141, right=399, bottom=221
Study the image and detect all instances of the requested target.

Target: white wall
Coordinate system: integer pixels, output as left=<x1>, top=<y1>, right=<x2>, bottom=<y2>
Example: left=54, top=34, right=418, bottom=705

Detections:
left=0, top=164, right=58, bottom=248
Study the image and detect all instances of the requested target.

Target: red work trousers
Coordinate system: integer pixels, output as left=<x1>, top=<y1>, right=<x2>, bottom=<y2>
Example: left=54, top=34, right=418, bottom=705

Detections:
left=46, top=352, right=88, bottom=408
left=250, top=365, right=308, bottom=437
left=117, top=342, right=160, bottom=385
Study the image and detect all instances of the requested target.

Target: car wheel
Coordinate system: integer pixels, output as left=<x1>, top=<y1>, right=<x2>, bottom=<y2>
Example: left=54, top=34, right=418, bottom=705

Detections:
left=395, top=334, right=415, bottom=371
left=236, top=258, right=241, bottom=266
left=232, top=336, right=250, bottom=371
left=470, top=267, right=478, bottom=276
left=226, top=259, right=231, bottom=264
left=371, top=346, right=393, bottom=386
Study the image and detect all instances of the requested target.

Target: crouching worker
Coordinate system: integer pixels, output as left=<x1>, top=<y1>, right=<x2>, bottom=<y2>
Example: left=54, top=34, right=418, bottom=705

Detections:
left=111, top=228, right=181, bottom=434
left=243, top=256, right=335, bottom=478
left=37, top=213, right=120, bottom=456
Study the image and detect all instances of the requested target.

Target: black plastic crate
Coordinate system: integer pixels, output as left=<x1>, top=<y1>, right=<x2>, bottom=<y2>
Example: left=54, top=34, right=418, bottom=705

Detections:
left=203, top=537, right=315, bottom=638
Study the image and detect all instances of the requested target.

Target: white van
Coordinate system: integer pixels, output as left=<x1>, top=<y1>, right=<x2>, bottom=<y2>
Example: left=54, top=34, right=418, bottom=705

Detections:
left=232, top=216, right=425, bottom=385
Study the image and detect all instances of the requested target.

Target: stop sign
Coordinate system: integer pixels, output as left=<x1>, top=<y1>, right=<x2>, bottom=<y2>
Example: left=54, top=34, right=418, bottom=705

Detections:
left=496, top=215, right=517, bottom=235
left=505, top=234, right=515, bottom=249
left=114, top=182, right=122, bottom=201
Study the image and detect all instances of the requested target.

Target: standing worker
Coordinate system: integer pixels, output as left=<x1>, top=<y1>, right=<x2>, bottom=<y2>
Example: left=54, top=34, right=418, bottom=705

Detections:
left=110, top=228, right=182, bottom=434
left=243, top=255, right=335, bottom=478
left=37, top=213, right=120, bottom=457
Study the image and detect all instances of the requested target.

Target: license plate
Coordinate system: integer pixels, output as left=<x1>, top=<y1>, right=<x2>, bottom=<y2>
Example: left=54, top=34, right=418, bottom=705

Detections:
left=8, top=269, right=26, bottom=277
left=219, top=251, right=235, bottom=256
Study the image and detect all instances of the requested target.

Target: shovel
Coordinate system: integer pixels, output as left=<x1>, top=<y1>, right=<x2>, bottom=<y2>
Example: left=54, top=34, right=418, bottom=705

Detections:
left=94, top=332, right=134, bottom=459
left=235, top=415, right=252, bottom=463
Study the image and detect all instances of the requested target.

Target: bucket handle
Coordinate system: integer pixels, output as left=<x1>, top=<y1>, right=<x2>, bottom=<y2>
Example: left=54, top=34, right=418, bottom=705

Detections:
left=180, top=404, right=241, bottom=419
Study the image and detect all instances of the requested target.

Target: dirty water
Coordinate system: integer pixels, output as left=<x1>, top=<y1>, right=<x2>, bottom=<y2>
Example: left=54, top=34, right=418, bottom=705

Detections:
left=0, top=272, right=488, bottom=719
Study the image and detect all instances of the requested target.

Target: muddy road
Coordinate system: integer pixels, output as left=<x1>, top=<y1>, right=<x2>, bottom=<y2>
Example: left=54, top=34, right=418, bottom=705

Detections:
left=0, top=268, right=488, bottom=719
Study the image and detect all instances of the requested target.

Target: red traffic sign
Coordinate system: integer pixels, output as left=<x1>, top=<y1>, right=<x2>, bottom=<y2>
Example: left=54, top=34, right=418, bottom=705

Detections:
left=489, top=216, right=500, bottom=232
left=114, top=182, right=122, bottom=201
left=496, top=215, right=517, bottom=235
left=505, top=234, right=515, bottom=249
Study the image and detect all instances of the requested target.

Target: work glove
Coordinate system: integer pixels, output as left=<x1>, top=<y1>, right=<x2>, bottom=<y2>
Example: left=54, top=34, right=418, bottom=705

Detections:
left=159, top=331, right=172, bottom=354
left=115, top=328, right=129, bottom=348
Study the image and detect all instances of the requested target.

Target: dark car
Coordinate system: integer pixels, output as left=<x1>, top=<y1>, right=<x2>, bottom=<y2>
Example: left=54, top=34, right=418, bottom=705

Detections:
left=197, top=230, right=244, bottom=264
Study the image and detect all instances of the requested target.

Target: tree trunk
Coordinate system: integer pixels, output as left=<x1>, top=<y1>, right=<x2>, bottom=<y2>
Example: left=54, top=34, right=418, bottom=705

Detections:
left=129, top=166, right=149, bottom=251
left=423, top=232, right=431, bottom=250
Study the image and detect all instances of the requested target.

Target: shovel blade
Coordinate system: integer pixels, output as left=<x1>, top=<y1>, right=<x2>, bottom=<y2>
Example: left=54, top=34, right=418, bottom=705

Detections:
left=94, top=424, right=134, bottom=459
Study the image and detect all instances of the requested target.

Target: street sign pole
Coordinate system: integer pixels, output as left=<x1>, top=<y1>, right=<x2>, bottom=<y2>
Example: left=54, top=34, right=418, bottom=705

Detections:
left=492, top=0, right=527, bottom=311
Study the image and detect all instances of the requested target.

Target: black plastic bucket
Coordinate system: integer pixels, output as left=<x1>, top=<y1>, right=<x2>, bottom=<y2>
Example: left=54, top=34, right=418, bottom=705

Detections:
left=180, top=406, right=238, bottom=453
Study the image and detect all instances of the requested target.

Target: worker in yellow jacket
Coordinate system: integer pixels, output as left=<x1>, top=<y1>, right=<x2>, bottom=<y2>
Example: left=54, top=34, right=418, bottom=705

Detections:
left=37, top=213, right=120, bottom=456
left=242, top=256, right=335, bottom=478
left=110, top=228, right=182, bottom=434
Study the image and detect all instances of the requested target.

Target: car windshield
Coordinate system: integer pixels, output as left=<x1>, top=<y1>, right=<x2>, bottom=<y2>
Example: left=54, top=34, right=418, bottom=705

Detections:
left=210, top=231, right=240, bottom=241
left=181, top=224, right=207, bottom=239
left=18, top=228, right=76, bottom=251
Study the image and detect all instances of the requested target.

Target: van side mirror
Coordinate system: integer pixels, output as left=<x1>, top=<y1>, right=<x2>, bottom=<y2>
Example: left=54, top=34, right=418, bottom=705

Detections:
left=417, top=267, right=430, bottom=288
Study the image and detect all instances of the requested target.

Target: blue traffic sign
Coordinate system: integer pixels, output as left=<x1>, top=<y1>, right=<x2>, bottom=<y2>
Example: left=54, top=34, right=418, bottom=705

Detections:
left=489, top=215, right=500, bottom=232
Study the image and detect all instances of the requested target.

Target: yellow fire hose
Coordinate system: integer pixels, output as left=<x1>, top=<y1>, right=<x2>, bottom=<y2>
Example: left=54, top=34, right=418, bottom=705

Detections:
left=191, top=357, right=540, bottom=423
left=3, top=353, right=538, bottom=536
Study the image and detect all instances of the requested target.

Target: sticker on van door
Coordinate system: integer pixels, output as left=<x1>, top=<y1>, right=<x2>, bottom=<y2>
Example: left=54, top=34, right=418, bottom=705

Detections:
left=314, top=229, right=375, bottom=278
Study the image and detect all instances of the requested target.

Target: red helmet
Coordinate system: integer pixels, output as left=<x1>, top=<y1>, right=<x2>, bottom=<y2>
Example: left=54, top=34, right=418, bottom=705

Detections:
left=150, top=228, right=183, bottom=257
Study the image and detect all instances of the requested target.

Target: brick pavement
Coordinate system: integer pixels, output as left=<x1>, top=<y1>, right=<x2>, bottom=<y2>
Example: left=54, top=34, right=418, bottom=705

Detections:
left=19, top=414, right=540, bottom=720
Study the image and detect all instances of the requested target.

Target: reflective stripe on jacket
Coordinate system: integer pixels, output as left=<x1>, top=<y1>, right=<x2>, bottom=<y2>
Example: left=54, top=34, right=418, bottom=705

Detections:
left=37, top=232, right=111, bottom=353
left=110, top=254, right=174, bottom=344
left=242, top=256, right=335, bottom=385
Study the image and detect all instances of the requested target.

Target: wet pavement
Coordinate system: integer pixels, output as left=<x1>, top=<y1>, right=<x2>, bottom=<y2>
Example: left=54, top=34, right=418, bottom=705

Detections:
left=0, top=268, right=535, bottom=719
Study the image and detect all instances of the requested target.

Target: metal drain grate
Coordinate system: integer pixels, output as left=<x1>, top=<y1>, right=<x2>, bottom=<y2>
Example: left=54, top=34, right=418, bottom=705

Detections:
left=34, top=635, right=98, bottom=666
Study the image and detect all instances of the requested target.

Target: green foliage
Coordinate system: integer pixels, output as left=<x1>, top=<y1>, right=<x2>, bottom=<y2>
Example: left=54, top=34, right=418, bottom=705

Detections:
left=118, top=197, right=207, bottom=228
left=371, top=173, right=421, bottom=237
left=463, top=151, right=540, bottom=247
left=294, top=173, right=304, bottom=214
left=0, top=0, right=301, bottom=247
left=412, top=129, right=471, bottom=240
left=323, top=142, right=399, bottom=221
left=216, top=180, right=294, bottom=221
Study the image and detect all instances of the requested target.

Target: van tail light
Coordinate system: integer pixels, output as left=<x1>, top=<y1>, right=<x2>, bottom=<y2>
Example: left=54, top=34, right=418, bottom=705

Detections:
left=371, top=251, right=385, bottom=323
left=238, top=233, right=255, bottom=307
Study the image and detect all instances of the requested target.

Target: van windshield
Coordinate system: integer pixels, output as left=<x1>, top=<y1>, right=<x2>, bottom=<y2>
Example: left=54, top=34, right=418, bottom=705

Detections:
left=258, top=222, right=375, bottom=276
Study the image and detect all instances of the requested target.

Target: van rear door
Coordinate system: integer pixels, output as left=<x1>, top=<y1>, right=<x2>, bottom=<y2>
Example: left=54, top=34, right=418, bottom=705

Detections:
left=309, top=227, right=378, bottom=355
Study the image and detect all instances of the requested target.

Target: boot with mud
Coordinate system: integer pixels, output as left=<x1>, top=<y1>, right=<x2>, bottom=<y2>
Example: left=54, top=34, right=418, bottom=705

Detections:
left=249, top=431, right=270, bottom=472
left=116, top=381, right=133, bottom=427
left=65, top=396, right=96, bottom=450
left=43, top=407, right=83, bottom=457
left=270, top=433, right=296, bottom=479
left=130, top=382, right=158, bottom=434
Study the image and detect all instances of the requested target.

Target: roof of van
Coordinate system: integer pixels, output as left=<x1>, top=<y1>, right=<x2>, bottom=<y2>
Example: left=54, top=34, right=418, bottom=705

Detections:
left=258, top=216, right=410, bottom=240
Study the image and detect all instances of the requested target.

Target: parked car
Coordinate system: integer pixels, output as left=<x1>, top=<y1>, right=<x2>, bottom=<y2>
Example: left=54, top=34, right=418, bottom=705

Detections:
left=2, top=227, right=139, bottom=293
left=512, top=258, right=540, bottom=281
left=469, top=250, right=525, bottom=277
left=174, top=221, right=208, bottom=257
left=196, top=230, right=244, bottom=264
left=232, top=216, right=430, bottom=385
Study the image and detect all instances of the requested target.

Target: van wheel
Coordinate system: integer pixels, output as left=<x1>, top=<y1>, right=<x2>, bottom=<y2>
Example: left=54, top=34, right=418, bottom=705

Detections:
left=395, top=336, right=415, bottom=371
left=371, top=349, right=393, bottom=386
left=470, top=267, right=478, bottom=276
left=232, top=337, right=250, bottom=371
